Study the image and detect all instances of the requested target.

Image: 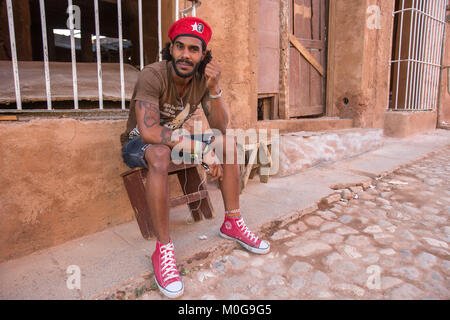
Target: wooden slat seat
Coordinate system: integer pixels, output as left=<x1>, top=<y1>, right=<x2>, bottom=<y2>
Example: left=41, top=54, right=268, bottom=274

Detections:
left=121, top=163, right=215, bottom=239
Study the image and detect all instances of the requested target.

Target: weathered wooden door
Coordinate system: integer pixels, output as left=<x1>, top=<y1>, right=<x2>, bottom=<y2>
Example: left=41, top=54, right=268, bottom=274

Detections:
left=289, top=0, right=328, bottom=117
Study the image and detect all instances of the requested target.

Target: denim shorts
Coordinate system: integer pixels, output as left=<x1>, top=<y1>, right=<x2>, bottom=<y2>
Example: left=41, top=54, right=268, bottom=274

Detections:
left=121, top=134, right=213, bottom=169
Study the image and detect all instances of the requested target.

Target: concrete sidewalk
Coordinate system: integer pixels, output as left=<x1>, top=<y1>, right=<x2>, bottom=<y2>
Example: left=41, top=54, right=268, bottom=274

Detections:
left=1, top=129, right=449, bottom=300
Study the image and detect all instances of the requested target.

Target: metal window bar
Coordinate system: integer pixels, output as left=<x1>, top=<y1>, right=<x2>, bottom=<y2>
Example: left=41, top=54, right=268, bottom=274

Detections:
left=139, top=0, right=144, bottom=70
left=418, top=0, right=427, bottom=110
left=117, top=0, right=125, bottom=109
left=425, top=0, right=434, bottom=110
left=433, top=1, right=446, bottom=109
left=411, top=0, right=424, bottom=110
left=68, top=0, right=79, bottom=109
left=404, top=0, right=415, bottom=109
left=180, top=0, right=201, bottom=18
left=391, top=0, right=447, bottom=111
left=427, top=1, right=436, bottom=110
left=3, top=0, right=185, bottom=112
left=6, top=0, right=22, bottom=110
left=158, top=0, right=162, bottom=61
left=39, top=0, right=52, bottom=110
left=426, top=0, right=443, bottom=110
left=393, top=6, right=446, bottom=22
left=394, top=0, right=406, bottom=111
left=415, top=1, right=424, bottom=110
left=423, top=0, right=431, bottom=110
left=94, top=0, right=103, bottom=109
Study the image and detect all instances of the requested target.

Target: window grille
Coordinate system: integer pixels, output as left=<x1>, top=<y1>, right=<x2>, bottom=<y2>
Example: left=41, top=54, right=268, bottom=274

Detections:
left=2, top=0, right=200, bottom=113
left=390, top=0, right=447, bottom=111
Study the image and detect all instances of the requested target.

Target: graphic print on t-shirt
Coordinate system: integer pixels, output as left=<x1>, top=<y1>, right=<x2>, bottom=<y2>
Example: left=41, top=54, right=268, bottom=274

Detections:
left=162, top=102, right=192, bottom=130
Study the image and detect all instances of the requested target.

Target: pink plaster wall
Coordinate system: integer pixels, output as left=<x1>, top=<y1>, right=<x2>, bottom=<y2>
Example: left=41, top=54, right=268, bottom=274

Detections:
left=439, top=17, right=450, bottom=125
left=0, top=118, right=185, bottom=262
left=195, top=0, right=259, bottom=130
left=0, top=119, right=133, bottom=262
left=329, top=0, right=395, bottom=129
left=258, top=0, right=280, bottom=94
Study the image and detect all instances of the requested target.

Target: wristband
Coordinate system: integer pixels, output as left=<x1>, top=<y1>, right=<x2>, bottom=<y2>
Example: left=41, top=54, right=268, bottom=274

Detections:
left=209, top=89, right=222, bottom=99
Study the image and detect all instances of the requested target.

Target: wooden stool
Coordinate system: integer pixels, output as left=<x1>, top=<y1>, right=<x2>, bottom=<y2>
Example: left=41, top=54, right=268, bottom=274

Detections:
left=121, top=163, right=215, bottom=239
left=239, top=141, right=272, bottom=193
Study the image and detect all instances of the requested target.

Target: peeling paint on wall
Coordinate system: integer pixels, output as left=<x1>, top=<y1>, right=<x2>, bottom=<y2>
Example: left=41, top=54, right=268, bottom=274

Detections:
left=276, top=129, right=384, bottom=177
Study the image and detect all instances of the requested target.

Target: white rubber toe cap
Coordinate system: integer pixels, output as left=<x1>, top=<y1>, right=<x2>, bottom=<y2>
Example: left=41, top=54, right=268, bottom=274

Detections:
left=166, top=281, right=183, bottom=294
left=155, top=277, right=184, bottom=299
left=259, top=240, right=270, bottom=250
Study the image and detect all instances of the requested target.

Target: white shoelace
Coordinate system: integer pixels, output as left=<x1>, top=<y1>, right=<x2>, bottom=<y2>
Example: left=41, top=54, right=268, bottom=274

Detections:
left=236, top=218, right=259, bottom=243
left=159, top=242, right=180, bottom=282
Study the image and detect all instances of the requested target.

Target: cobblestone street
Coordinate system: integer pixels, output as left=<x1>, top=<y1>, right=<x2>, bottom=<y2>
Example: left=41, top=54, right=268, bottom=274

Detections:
left=135, top=146, right=450, bottom=300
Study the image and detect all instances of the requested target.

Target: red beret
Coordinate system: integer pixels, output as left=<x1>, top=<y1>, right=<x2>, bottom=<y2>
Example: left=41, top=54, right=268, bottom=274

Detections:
left=168, top=17, right=212, bottom=48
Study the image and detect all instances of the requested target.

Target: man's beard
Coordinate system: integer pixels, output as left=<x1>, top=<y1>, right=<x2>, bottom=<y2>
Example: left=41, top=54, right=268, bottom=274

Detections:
left=171, top=58, right=201, bottom=79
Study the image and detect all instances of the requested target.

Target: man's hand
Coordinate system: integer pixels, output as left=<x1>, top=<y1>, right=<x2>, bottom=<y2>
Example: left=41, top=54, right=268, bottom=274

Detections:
left=202, top=149, right=223, bottom=182
left=204, top=59, right=222, bottom=94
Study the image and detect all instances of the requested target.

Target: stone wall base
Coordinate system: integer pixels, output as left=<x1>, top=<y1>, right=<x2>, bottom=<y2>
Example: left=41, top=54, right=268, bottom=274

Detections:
left=383, top=110, right=437, bottom=138
left=275, top=129, right=384, bottom=177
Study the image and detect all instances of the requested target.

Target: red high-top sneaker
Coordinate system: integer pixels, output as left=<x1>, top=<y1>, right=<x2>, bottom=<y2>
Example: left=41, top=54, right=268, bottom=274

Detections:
left=219, top=216, right=270, bottom=254
left=151, top=240, right=184, bottom=299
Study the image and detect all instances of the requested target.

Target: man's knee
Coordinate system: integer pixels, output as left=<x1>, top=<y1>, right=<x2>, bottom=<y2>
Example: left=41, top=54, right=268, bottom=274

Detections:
left=145, top=145, right=171, bottom=172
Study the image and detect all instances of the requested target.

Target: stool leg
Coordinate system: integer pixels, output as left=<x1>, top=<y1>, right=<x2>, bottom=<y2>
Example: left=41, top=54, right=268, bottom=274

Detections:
left=122, top=171, right=154, bottom=239
left=240, top=144, right=258, bottom=193
left=177, top=166, right=215, bottom=220
left=258, top=143, right=271, bottom=183
left=249, top=166, right=258, bottom=179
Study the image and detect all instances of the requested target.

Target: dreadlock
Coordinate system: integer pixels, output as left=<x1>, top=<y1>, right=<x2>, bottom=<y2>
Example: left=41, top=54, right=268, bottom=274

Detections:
left=161, top=42, right=212, bottom=76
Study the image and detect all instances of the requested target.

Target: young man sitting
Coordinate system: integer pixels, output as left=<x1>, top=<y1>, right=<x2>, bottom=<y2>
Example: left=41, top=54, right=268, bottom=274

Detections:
left=120, top=17, right=270, bottom=299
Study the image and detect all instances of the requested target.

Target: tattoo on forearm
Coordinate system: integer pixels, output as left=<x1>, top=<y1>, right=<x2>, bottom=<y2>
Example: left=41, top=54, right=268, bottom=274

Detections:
left=139, top=101, right=160, bottom=129
left=160, top=126, right=173, bottom=145
left=202, top=102, right=211, bottom=118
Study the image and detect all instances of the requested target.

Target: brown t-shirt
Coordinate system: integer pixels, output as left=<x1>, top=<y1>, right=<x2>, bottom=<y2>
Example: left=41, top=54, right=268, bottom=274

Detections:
left=120, top=60, right=209, bottom=146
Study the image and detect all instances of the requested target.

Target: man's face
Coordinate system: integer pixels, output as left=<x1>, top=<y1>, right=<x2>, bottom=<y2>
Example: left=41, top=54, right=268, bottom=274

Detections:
left=170, top=36, right=205, bottom=79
